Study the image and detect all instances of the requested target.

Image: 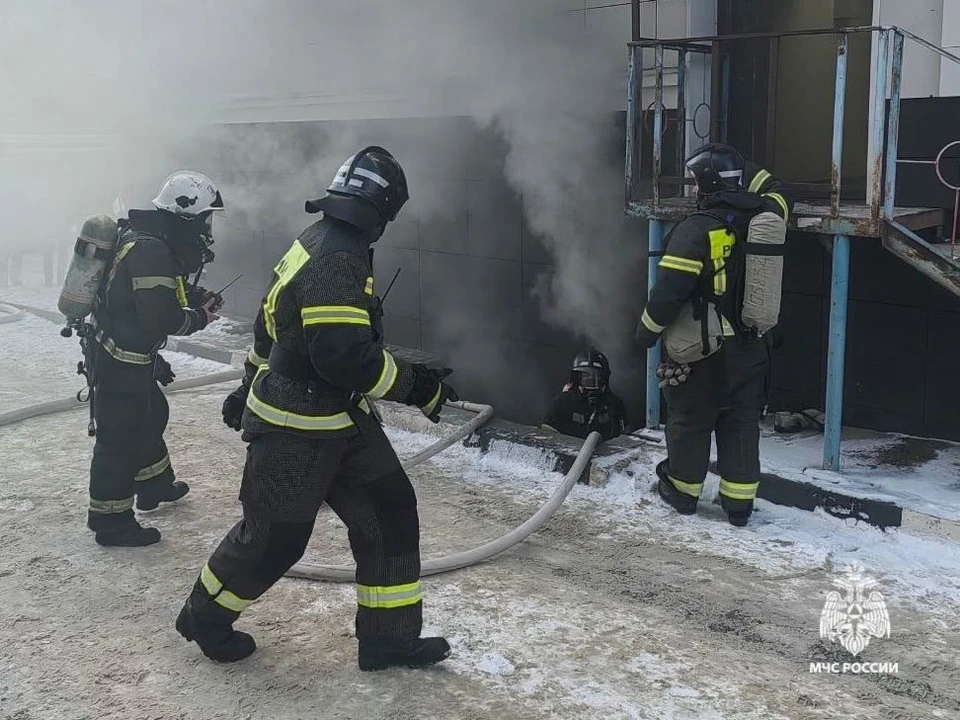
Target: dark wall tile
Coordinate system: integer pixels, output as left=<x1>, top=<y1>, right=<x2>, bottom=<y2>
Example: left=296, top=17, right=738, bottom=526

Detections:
left=380, top=218, right=420, bottom=251
left=467, top=179, right=522, bottom=261
left=771, top=293, right=824, bottom=406
left=924, top=311, right=960, bottom=440
left=419, top=182, right=468, bottom=255
left=841, top=301, right=926, bottom=419
left=420, top=252, right=522, bottom=338
left=520, top=262, right=582, bottom=348
left=374, top=248, right=420, bottom=321
left=782, top=232, right=827, bottom=296
left=383, top=315, right=421, bottom=350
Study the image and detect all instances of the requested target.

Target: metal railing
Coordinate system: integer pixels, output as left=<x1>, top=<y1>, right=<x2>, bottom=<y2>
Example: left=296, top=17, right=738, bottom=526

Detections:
left=625, top=26, right=960, bottom=232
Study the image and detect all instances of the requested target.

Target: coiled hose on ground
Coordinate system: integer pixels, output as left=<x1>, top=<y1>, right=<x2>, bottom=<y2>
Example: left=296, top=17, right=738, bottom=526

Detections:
left=0, top=364, right=600, bottom=583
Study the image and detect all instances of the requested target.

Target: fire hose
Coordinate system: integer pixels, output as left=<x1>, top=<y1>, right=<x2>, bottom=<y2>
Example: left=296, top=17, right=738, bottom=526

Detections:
left=0, top=303, right=24, bottom=326
left=0, top=369, right=600, bottom=583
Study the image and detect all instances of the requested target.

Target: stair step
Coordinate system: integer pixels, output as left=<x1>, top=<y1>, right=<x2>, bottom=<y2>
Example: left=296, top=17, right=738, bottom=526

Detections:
left=881, top=220, right=960, bottom=298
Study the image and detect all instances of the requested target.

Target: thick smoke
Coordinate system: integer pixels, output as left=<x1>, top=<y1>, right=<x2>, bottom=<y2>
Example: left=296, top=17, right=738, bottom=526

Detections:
left=1, top=0, right=644, bottom=416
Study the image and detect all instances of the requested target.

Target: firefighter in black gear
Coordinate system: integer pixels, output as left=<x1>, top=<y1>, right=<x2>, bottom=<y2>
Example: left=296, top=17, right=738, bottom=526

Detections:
left=635, top=144, right=792, bottom=527
left=177, top=146, right=457, bottom=671
left=542, top=348, right=628, bottom=442
left=87, top=171, right=225, bottom=547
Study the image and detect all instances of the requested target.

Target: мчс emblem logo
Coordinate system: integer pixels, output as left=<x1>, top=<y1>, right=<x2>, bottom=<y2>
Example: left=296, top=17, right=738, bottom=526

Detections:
left=819, top=564, right=891, bottom=657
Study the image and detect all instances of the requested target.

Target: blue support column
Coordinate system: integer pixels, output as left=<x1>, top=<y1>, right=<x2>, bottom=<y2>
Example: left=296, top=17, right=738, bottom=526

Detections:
left=646, top=220, right=666, bottom=428
left=823, top=235, right=850, bottom=471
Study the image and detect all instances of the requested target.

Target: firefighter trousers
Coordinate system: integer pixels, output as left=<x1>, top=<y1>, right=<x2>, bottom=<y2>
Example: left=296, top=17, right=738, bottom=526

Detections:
left=194, top=410, right=423, bottom=642
left=662, top=335, right=769, bottom=516
left=87, top=381, right=175, bottom=531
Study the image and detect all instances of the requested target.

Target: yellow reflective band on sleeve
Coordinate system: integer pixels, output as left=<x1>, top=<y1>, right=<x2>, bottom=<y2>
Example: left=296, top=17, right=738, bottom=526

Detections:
left=301, top=305, right=371, bottom=327
left=134, top=454, right=171, bottom=482
left=88, top=497, right=134, bottom=514
left=247, top=348, right=269, bottom=367
left=763, top=192, right=790, bottom=221
left=719, top=479, right=760, bottom=501
left=356, top=581, right=423, bottom=609
left=367, top=350, right=399, bottom=398
left=421, top=384, right=443, bottom=416
left=263, top=239, right=312, bottom=341
left=175, top=277, right=188, bottom=308
left=749, top=169, right=772, bottom=194
left=246, top=384, right=355, bottom=432
left=364, top=276, right=374, bottom=296
left=669, top=475, right=704, bottom=499
left=131, top=276, right=178, bottom=291
left=641, top=309, right=666, bottom=334
left=659, top=255, right=703, bottom=275
left=200, top=565, right=253, bottom=612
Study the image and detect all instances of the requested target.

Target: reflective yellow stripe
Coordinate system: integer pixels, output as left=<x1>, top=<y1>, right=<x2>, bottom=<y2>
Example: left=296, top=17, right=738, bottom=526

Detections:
left=421, top=384, right=443, bottom=416
left=96, top=331, right=153, bottom=365
left=713, top=259, right=726, bottom=295
left=200, top=565, right=253, bottom=612
left=669, top=476, right=704, bottom=499
left=660, top=255, right=703, bottom=275
left=721, top=316, right=736, bottom=337
left=641, top=309, right=666, bottom=334
left=356, top=581, right=422, bottom=609
left=134, top=454, right=171, bottom=482
left=131, top=276, right=177, bottom=291
left=115, top=243, right=136, bottom=262
left=367, top=350, right=398, bottom=398
left=247, top=348, right=269, bottom=367
left=749, top=169, right=772, bottom=193
left=708, top=229, right=735, bottom=296
left=763, top=192, right=790, bottom=221
left=719, top=479, right=760, bottom=501
left=246, top=384, right=355, bottom=431
left=264, top=240, right=311, bottom=341
left=88, top=497, right=134, bottom=514
left=175, top=277, right=188, bottom=308
left=364, top=276, right=374, bottom=296
left=200, top=564, right=223, bottom=595
left=300, top=305, right=371, bottom=327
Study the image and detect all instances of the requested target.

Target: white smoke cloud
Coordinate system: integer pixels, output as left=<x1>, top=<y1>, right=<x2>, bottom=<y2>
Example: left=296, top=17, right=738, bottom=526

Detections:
left=0, top=0, right=644, bottom=410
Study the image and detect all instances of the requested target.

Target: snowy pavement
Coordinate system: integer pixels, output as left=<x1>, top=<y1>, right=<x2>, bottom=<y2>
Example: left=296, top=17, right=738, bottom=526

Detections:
left=2, top=280, right=960, bottom=719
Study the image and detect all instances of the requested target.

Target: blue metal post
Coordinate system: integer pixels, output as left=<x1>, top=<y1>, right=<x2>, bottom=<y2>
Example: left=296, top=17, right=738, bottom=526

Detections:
left=884, top=31, right=905, bottom=220
left=823, top=33, right=850, bottom=472
left=646, top=219, right=666, bottom=429
left=824, top=236, right=850, bottom=471
left=830, top=33, right=849, bottom=218
left=868, top=29, right=890, bottom=219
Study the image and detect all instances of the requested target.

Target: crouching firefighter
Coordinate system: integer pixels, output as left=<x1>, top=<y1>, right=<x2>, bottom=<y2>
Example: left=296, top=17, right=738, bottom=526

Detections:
left=78, top=172, right=225, bottom=546
left=542, top=348, right=629, bottom=442
left=177, top=146, right=459, bottom=670
left=635, top=143, right=791, bottom=527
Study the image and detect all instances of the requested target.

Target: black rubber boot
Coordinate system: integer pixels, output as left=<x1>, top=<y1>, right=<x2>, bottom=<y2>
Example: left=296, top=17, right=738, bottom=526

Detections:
left=176, top=590, right=256, bottom=663
left=137, top=481, right=190, bottom=511
left=358, top=637, right=451, bottom=672
left=94, top=520, right=161, bottom=547
left=655, top=460, right=698, bottom=515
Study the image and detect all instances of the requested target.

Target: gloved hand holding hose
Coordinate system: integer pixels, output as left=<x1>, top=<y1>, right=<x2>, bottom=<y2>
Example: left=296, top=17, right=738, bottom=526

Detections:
left=408, top=365, right=459, bottom=423
left=222, top=376, right=251, bottom=431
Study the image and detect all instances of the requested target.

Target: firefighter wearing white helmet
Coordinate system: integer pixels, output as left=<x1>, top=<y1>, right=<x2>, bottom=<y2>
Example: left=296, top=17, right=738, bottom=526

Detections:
left=85, top=171, right=225, bottom=547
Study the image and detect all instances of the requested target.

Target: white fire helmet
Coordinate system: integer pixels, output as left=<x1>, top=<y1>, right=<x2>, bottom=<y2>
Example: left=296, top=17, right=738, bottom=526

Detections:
left=152, top=171, right=224, bottom=218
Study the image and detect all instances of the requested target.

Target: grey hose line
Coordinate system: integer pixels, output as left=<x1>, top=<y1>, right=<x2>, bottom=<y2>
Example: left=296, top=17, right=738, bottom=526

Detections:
left=400, top=400, right=494, bottom=469
left=0, top=304, right=24, bottom=326
left=0, top=369, right=244, bottom=427
left=285, top=431, right=601, bottom=583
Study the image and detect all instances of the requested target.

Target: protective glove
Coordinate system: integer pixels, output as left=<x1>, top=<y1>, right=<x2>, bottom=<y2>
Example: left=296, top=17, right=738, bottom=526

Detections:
left=656, top=361, right=692, bottom=388
left=222, top=377, right=251, bottom=431
left=154, top=355, right=176, bottom=386
left=188, top=287, right=224, bottom=313
left=195, top=296, right=222, bottom=329
left=407, top=364, right=459, bottom=423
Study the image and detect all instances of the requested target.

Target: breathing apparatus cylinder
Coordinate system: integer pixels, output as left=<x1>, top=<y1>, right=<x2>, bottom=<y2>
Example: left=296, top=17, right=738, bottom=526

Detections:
left=741, top=211, right=786, bottom=335
left=57, top=214, right=119, bottom=325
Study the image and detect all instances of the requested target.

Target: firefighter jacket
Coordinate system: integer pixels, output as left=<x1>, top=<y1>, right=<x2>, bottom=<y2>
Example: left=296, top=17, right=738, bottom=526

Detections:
left=241, top=217, right=418, bottom=439
left=542, top=388, right=628, bottom=442
left=93, top=210, right=209, bottom=387
left=636, top=165, right=792, bottom=349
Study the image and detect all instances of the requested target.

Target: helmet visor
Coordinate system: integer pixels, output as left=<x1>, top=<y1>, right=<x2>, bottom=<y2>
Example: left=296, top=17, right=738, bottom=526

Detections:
left=575, top=368, right=603, bottom=391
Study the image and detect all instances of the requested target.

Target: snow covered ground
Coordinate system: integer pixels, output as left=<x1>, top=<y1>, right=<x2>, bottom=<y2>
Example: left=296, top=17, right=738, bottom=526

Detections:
left=2, top=275, right=960, bottom=719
